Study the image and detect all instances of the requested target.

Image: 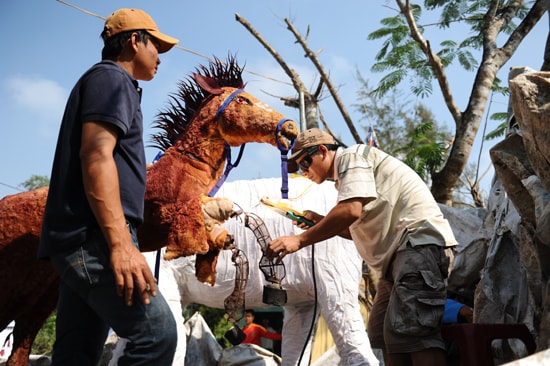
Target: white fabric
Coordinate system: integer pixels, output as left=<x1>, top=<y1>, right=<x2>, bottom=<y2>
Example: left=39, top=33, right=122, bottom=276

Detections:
left=170, top=176, right=379, bottom=365
left=502, top=349, right=550, bottom=365
left=219, top=343, right=281, bottom=366
left=146, top=249, right=187, bottom=365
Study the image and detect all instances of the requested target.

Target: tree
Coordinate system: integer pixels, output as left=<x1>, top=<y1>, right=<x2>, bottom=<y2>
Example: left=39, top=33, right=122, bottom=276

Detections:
left=353, top=74, right=453, bottom=185
left=18, top=174, right=49, bottom=191
left=183, top=304, right=233, bottom=346
left=237, top=1, right=547, bottom=206
left=354, top=72, right=455, bottom=192
left=368, top=0, right=548, bottom=204
left=355, top=76, right=488, bottom=207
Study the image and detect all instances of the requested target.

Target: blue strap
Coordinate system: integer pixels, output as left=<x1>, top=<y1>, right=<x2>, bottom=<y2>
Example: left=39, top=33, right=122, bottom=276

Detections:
left=280, top=154, right=290, bottom=198
left=152, top=150, right=164, bottom=163
left=215, top=89, right=244, bottom=119
left=154, top=249, right=161, bottom=282
left=151, top=152, right=164, bottom=283
left=275, top=118, right=296, bottom=199
left=209, top=142, right=246, bottom=197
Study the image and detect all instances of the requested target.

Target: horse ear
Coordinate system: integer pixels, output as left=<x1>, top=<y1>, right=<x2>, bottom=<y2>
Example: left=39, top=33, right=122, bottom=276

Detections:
left=194, top=74, right=224, bottom=95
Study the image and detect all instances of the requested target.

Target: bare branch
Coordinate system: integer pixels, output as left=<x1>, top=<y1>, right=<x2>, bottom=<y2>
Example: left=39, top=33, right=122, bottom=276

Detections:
left=236, top=13, right=324, bottom=128
left=497, top=0, right=548, bottom=64
left=235, top=13, right=307, bottom=94
left=313, top=79, right=325, bottom=99
left=284, top=18, right=364, bottom=144
left=395, top=0, right=462, bottom=124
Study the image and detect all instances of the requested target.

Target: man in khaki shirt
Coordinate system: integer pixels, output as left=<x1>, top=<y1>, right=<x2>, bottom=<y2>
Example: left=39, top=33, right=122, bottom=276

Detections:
left=268, top=128, right=457, bottom=366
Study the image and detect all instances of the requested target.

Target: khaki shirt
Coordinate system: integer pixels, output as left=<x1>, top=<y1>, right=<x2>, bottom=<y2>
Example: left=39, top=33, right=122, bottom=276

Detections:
left=334, top=145, right=457, bottom=275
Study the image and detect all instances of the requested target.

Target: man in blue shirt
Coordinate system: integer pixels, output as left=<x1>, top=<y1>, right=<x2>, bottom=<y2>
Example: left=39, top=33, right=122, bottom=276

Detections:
left=39, top=8, right=179, bottom=365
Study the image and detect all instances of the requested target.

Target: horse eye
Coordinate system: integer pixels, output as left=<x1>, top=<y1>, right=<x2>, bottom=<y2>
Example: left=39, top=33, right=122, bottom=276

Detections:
left=234, top=96, right=252, bottom=106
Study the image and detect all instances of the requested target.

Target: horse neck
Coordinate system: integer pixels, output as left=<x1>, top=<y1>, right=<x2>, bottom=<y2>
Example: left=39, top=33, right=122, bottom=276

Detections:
left=176, top=106, right=227, bottom=167
left=146, top=107, right=227, bottom=195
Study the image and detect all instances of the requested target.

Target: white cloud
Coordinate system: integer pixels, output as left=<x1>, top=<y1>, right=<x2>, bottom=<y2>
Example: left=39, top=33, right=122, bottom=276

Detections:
left=6, top=75, right=66, bottom=118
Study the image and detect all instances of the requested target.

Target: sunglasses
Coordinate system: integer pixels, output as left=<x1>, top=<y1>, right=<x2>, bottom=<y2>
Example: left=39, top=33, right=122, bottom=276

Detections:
left=297, top=147, right=320, bottom=171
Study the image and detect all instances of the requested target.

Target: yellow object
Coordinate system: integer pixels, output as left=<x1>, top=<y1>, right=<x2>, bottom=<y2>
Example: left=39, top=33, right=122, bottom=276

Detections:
left=260, top=196, right=314, bottom=227
left=260, top=196, right=306, bottom=217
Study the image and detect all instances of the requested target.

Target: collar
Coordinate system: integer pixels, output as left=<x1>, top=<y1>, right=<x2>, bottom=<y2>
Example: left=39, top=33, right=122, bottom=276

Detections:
left=330, top=146, right=344, bottom=184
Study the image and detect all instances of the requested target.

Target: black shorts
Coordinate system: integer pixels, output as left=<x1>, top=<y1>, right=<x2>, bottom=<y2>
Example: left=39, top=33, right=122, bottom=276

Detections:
left=367, top=244, right=451, bottom=353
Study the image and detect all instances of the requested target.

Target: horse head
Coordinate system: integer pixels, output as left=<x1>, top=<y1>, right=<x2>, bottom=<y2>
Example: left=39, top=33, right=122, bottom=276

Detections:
left=193, top=73, right=297, bottom=149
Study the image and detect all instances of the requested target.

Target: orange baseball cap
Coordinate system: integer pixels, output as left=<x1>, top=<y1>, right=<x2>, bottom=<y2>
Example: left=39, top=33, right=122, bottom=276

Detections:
left=103, top=8, right=179, bottom=53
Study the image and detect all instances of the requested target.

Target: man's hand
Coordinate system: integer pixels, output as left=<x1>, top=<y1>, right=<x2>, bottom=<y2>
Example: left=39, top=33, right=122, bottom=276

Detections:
left=294, top=210, right=324, bottom=229
left=458, top=305, right=474, bottom=323
left=267, top=235, right=302, bottom=262
left=111, top=243, right=157, bottom=306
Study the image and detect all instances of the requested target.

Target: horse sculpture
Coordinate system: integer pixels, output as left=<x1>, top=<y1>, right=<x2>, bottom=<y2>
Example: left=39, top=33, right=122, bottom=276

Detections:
left=0, top=55, right=298, bottom=365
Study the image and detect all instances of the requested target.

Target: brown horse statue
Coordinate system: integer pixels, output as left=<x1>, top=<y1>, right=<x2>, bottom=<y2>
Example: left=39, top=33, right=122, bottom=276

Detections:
left=0, top=55, right=297, bottom=365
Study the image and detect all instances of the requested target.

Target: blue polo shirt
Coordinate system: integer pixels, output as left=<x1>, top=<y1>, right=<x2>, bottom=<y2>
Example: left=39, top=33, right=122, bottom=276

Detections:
left=39, top=60, right=146, bottom=258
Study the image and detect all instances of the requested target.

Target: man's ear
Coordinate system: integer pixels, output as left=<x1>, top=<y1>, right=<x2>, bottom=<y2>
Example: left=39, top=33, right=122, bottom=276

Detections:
left=319, top=144, right=329, bottom=157
left=128, top=32, right=140, bottom=52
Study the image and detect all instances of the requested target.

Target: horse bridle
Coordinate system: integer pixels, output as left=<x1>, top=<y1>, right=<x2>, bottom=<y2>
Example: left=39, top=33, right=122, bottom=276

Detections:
left=209, top=89, right=296, bottom=198
left=209, top=89, right=247, bottom=197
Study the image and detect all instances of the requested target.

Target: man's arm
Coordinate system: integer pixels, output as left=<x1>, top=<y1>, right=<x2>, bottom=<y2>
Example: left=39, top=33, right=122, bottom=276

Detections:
left=300, top=210, right=352, bottom=239
left=267, top=197, right=372, bottom=260
left=80, top=121, right=156, bottom=306
left=260, top=326, right=282, bottom=341
left=299, top=197, right=365, bottom=247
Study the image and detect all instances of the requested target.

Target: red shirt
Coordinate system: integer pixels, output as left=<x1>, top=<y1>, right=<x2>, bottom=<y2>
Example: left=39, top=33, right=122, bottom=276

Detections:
left=242, top=323, right=282, bottom=346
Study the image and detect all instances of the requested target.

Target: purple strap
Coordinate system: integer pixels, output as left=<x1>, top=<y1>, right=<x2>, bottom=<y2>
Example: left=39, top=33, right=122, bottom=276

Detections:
left=208, top=89, right=247, bottom=196
left=215, top=89, right=244, bottom=119
left=276, top=118, right=296, bottom=199
left=208, top=142, right=245, bottom=197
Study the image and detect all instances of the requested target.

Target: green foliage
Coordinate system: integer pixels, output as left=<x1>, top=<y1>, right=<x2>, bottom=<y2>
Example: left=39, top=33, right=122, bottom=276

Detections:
left=212, top=316, right=234, bottom=348
left=357, top=64, right=502, bottom=207
left=398, top=122, right=448, bottom=180
left=18, top=175, right=49, bottom=191
left=484, top=112, right=509, bottom=141
left=369, top=7, right=437, bottom=98
left=183, top=304, right=232, bottom=347
left=31, top=312, right=56, bottom=356
left=367, top=0, right=528, bottom=97
left=354, top=73, right=452, bottom=185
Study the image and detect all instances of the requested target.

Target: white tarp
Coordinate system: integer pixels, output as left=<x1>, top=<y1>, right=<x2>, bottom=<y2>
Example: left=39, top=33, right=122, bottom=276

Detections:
left=0, top=322, right=13, bottom=360
left=161, top=176, right=380, bottom=365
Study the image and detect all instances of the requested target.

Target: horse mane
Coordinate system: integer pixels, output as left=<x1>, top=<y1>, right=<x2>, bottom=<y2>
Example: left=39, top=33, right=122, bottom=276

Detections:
left=149, top=54, right=245, bottom=151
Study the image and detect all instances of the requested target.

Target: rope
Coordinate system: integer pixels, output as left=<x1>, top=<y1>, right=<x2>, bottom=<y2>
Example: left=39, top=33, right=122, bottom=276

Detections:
left=55, top=0, right=293, bottom=86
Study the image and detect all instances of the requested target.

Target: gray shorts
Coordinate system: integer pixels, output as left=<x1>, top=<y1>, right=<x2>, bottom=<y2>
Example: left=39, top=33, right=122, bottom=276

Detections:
left=367, top=244, right=450, bottom=353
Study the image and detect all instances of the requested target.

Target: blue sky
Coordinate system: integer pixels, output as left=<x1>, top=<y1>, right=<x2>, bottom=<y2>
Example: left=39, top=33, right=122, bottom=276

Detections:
left=1, top=0, right=547, bottom=199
